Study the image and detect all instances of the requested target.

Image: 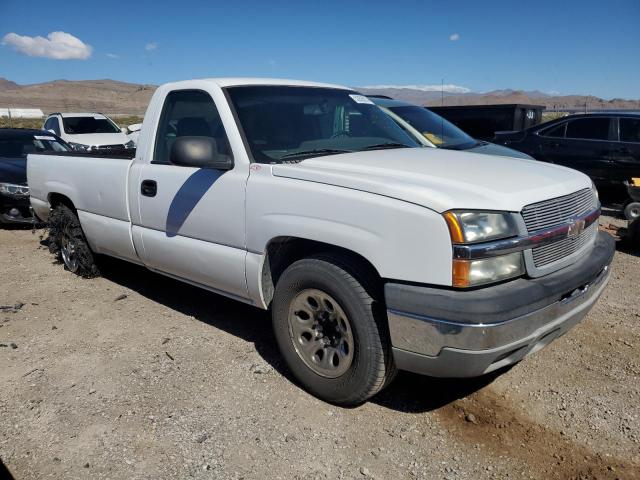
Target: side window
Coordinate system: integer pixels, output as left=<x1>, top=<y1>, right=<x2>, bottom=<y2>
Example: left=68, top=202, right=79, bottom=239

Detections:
left=540, top=122, right=566, bottom=138
left=153, top=90, right=233, bottom=165
left=620, top=118, right=640, bottom=143
left=565, top=118, right=610, bottom=141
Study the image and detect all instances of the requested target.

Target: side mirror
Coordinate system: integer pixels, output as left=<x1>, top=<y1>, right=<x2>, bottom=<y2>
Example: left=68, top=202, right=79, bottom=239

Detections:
left=121, top=127, right=128, bottom=133
left=127, top=123, right=142, bottom=133
left=47, top=129, right=56, bottom=135
left=170, top=136, right=233, bottom=170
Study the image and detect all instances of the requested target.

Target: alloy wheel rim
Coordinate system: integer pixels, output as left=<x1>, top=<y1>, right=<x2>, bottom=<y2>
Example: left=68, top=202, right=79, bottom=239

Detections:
left=288, top=289, right=354, bottom=378
left=60, top=228, right=79, bottom=273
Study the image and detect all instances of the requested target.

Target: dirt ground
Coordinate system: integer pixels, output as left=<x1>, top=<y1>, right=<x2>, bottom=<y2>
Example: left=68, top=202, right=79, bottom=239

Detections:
left=1, top=215, right=639, bottom=480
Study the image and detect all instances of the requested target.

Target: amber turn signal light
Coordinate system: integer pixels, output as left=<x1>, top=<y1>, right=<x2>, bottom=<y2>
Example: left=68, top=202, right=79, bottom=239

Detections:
left=443, top=211, right=464, bottom=243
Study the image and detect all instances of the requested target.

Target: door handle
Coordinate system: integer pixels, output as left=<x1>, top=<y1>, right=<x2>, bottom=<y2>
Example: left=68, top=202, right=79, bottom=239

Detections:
left=141, top=180, right=157, bottom=197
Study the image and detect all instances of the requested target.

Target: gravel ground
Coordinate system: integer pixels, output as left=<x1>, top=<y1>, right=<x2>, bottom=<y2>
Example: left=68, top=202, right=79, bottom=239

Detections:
left=1, top=216, right=639, bottom=480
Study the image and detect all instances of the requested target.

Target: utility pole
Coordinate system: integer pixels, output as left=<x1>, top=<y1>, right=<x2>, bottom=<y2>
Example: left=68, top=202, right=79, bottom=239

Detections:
left=7, top=108, right=12, bottom=128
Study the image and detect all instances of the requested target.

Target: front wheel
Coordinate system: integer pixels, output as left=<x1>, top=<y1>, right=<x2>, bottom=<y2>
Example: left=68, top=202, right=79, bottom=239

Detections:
left=272, top=255, right=395, bottom=405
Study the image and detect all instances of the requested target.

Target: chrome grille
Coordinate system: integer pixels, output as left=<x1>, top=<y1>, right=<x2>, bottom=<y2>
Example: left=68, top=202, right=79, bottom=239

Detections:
left=522, top=188, right=599, bottom=269
left=531, top=223, right=597, bottom=267
left=93, top=144, right=125, bottom=150
left=522, top=188, right=597, bottom=233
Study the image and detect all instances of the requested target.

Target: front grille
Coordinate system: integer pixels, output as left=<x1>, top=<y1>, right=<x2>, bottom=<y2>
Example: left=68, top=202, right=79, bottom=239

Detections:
left=522, top=188, right=597, bottom=232
left=93, top=144, right=125, bottom=150
left=522, top=188, right=598, bottom=269
left=531, top=222, right=597, bottom=267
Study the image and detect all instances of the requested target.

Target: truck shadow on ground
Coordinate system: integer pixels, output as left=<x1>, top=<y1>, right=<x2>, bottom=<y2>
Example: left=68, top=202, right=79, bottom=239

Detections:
left=96, top=255, right=499, bottom=413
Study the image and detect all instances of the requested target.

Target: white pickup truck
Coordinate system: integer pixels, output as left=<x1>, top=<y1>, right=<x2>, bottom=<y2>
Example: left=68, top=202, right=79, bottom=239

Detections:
left=28, top=78, right=614, bottom=405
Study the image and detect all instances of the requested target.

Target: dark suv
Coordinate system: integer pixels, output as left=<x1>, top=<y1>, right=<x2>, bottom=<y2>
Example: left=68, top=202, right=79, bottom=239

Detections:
left=494, top=113, right=640, bottom=197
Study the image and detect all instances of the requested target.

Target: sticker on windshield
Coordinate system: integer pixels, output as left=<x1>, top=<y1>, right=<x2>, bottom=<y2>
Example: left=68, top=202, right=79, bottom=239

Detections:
left=34, top=136, right=56, bottom=141
left=349, top=94, right=374, bottom=105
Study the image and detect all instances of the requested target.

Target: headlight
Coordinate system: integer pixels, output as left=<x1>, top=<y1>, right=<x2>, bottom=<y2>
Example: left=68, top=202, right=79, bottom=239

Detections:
left=125, top=140, right=135, bottom=149
left=444, top=210, right=519, bottom=243
left=68, top=142, right=90, bottom=151
left=444, top=210, right=524, bottom=287
left=0, top=183, right=30, bottom=198
left=453, top=253, right=525, bottom=288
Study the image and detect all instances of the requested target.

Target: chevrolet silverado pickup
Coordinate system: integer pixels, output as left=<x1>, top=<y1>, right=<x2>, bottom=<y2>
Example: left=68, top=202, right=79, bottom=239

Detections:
left=27, top=78, right=615, bottom=405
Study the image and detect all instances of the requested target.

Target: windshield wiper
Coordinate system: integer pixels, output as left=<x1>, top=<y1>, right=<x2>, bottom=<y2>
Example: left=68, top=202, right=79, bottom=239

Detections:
left=279, top=148, right=353, bottom=160
left=360, top=142, right=412, bottom=151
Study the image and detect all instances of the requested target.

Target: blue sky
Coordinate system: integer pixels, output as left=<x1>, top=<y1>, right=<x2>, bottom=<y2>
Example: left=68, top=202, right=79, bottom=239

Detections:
left=1, top=0, right=638, bottom=98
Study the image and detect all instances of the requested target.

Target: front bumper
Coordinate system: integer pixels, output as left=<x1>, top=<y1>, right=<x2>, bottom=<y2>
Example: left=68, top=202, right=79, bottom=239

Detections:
left=385, top=231, right=615, bottom=377
left=0, top=195, right=35, bottom=225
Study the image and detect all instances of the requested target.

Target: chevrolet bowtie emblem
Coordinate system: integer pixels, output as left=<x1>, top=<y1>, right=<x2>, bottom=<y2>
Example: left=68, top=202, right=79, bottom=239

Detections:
left=567, top=217, right=586, bottom=239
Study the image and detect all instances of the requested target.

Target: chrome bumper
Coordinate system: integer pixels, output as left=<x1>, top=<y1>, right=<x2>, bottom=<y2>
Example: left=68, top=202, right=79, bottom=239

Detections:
left=386, top=231, right=614, bottom=378
left=390, top=264, right=609, bottom=357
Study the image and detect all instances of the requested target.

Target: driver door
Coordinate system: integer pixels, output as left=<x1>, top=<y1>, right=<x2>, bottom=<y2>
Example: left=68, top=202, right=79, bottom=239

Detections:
left=131, top=89, right=249, bottom=300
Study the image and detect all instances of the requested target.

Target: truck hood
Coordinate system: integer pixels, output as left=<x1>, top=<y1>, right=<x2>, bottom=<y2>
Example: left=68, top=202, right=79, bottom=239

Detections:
left=271, top=148, right=591, bottom=213
left=65, top=132, right=128, bottom=147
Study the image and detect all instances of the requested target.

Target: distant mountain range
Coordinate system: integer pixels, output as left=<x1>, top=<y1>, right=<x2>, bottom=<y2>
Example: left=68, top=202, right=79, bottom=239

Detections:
left=0, top=78, right=155, bottom=115
left=356, top=86, right=640, bottom=111
left=1, top=78, right=639, bottom=115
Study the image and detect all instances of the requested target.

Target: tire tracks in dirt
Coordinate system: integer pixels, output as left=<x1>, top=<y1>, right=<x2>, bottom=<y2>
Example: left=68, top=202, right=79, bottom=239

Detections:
left=435, top=388, right=640, bottom=480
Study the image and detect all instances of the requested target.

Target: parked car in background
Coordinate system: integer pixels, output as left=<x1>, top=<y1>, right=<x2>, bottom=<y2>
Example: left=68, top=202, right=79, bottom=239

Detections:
left=494, top=113, right=640, bottom=198
left=0, top=128, right=69, bottom=225
left=370, top=97, right=533, bottom=159
left=43, top=112, right=135, bottom=152
left=28, top=78, right=613, bottom=405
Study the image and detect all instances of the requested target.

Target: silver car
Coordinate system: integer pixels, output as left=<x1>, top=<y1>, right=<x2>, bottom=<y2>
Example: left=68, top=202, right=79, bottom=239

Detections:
left=370, top=96, right=533, bottom=159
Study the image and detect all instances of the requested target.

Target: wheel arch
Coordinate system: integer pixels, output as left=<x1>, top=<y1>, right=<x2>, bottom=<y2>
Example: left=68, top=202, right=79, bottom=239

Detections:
left=259, top=236, right=383, bottom=309
left=48, top=192, right=77, bottom=212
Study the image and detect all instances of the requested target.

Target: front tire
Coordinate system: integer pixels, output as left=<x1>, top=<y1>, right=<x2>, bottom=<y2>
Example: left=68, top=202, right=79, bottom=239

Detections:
left=48, top=205, right=99, bottom=277
left=272, top=255, right=395, bottom=405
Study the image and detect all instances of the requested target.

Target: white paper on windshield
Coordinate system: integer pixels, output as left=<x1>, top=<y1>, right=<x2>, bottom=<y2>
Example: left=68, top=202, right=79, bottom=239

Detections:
left=34, top=136, right=56, bottom=141
left=349, top=94, right=374, bottom=105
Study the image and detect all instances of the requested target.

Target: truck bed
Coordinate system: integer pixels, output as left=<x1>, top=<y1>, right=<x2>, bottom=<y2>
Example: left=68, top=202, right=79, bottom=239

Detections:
left=27, top=151, right=134, bottom=224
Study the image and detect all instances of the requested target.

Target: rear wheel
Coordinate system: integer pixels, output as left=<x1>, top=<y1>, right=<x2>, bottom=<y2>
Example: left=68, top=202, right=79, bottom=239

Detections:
left=48, top=205, right=99, bottom=277
left=272, top=255, right=395, bottom=405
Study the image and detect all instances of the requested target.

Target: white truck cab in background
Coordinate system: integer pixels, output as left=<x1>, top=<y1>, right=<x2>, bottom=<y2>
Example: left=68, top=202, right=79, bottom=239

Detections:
left=27, top=78, right=614, bottom=405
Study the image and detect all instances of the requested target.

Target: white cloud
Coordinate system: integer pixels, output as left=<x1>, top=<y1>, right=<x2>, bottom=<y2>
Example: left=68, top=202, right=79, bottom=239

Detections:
left=145, top=42, right=157, bottom=51
left=1, top=31, right=92, bottom=60
left=449, top=33, right=460, bottom=41
left=106, top=53, right=119, bottom=59
left=360, top=84, right=472, bottom=94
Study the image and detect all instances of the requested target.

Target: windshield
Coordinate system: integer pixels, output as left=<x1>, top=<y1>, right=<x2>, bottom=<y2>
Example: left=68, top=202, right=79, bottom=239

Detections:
left=0, top=134, right=70, bottom=159
left=62, top=116, right=121, bottom=134
left=226, top=86, right=419, bottom=163
left=388, top=106, right=477, bottom=150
